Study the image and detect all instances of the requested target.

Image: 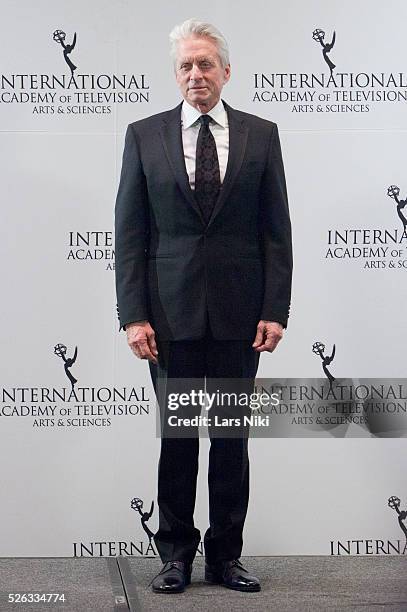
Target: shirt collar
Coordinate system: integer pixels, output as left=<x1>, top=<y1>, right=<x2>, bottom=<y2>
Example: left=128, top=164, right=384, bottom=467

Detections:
left=181, top=98, right=228, bottom=128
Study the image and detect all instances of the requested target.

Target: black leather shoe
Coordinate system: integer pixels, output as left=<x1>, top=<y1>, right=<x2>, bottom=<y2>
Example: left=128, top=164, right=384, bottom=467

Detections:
left=205, top=558, right=261, bottom=592
left=150, top=560, right=192, bottom=593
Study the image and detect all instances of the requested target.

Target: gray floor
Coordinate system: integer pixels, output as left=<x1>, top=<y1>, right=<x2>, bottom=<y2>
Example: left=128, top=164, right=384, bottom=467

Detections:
left=0, top=555, right=406, bottom=612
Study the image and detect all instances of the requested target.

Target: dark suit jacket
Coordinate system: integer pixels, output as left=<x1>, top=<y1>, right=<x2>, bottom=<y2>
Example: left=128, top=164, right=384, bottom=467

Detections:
left=115, top=100, right=293, bottom=341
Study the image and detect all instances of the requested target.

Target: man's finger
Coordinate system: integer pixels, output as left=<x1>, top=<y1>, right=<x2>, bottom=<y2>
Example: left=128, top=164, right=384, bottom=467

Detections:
left=129, top=342, right=142, bottom=359
left=147, top=331, right=158, bottom=357
left=136, top=339, right=156, bottom=362
left=131, top=339, right=157, bottom=363
left=255, top=333, right=282, bottom=353
left=252, top=324, right=265, bottom=348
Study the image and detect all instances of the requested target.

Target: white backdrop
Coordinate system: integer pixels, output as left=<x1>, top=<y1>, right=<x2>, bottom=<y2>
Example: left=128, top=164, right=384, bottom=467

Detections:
left=0, top=0, right=406, bottom=558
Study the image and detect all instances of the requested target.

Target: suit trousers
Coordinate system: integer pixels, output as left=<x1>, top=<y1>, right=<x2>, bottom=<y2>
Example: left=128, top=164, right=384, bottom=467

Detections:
left=148, top=322, right=260, bottom=564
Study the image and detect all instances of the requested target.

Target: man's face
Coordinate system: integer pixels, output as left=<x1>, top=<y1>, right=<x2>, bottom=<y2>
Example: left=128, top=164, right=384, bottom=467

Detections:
left=175, top=36, right=231, bottom=112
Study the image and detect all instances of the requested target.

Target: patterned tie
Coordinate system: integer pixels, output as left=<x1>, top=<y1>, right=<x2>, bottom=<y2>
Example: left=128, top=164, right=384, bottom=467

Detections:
left=195, top=114, right=220, bottom=224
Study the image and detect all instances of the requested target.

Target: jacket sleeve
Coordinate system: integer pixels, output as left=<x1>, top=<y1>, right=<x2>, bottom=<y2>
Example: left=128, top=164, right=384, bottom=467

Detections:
left=114, top=124, right=150, bottom=331
left=259, top=123, right=293, bottom=328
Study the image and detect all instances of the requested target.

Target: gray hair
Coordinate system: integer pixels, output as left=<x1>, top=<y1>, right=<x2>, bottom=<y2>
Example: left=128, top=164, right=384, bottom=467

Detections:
left=169, top=18, right=230, bottom=68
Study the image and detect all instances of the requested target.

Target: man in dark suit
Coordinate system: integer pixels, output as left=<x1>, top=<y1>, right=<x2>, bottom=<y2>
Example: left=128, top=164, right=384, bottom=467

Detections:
left=115, top=18, right=292, bottom=594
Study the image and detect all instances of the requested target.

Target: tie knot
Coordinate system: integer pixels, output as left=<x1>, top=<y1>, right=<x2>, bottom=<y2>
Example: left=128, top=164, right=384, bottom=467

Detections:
left=199, top=114, right=211, bottom=127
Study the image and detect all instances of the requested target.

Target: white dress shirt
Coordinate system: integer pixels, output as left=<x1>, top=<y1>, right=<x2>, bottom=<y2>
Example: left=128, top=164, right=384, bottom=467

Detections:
left=181, top=99, right=229, bottom=190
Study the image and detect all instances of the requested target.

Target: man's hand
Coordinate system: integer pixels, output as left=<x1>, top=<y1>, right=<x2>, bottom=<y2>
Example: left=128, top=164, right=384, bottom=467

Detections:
left=126, top=320, right=158, bottom=364
left=252, top=320, right=284, bottom=353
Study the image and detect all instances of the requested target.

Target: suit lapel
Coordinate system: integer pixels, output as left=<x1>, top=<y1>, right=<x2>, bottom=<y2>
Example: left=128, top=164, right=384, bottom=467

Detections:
left=207, top=101, right=248, bottom=228
left=159, top=103, right=205, bottom=224
left=159, top=100, right=249, bottom=228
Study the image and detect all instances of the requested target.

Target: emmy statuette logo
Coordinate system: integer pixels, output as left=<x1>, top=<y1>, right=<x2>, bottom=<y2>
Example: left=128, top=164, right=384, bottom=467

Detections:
left=312, top=341, right=336, bottom=386
left=388, top=496, right=407, bottom=553
left=131, top=497, right=155, bottom=546
left=53, top=29, right=77, bottom=75
left=387, top=185, right=407, bottom=233
left=312, top=28, right=336, bottom=75
left=54, top=343, right=78, bottom=390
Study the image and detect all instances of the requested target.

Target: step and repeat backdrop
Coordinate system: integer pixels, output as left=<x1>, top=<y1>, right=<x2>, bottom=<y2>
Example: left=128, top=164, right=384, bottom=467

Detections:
left=1, top=0, right=406, bottom=558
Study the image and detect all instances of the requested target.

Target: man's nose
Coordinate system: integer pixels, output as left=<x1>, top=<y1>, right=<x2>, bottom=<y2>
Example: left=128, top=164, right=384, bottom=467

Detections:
left=190, top=64, right=203, bottom=81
